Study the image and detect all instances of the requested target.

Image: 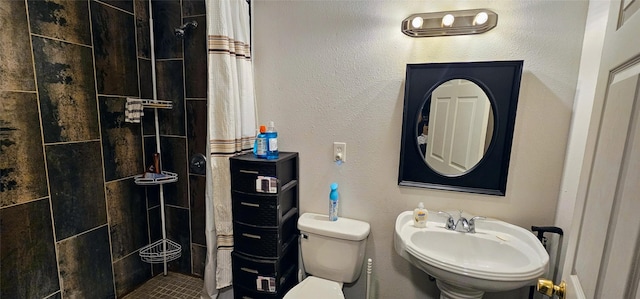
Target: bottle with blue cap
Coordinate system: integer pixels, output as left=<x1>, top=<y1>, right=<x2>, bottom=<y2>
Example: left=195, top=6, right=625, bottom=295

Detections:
left=253, top=125, right=267, bottom=159
left=329, top=183, right=339, bottom=221
left=265, top=121, right=278, bottom=160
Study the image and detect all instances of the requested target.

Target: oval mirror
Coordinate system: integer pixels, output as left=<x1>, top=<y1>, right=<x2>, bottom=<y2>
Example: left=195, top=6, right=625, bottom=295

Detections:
left=416, top=79, right=494, bottom=176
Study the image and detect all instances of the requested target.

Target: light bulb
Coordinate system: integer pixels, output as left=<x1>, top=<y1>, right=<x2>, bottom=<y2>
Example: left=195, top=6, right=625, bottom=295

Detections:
left=442, top=14, right=455, bottom=27
left=474, top=12, right=489, bottom=25
left=411, top=16, right=424, bottom=29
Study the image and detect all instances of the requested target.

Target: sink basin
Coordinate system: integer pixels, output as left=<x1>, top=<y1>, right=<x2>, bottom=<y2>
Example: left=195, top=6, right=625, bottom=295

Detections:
left=394, top=211, right=548, bottom=298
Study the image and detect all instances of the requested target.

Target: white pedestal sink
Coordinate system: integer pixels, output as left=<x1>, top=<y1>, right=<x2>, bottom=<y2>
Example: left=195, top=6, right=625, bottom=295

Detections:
left=394, top=211, right=549, bottom=299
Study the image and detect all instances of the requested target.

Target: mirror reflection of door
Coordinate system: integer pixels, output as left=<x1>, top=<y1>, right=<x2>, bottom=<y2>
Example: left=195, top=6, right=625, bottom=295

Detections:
left=419, top=79, right=493, bottom=176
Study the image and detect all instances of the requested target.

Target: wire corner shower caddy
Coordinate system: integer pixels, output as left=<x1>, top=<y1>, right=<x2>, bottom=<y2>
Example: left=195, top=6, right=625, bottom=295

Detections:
left=131, top=97, right=182, bottom=271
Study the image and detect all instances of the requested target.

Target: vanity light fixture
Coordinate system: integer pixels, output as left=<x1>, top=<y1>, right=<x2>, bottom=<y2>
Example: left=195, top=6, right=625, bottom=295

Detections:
left=402, top=9, right=498, bottom=37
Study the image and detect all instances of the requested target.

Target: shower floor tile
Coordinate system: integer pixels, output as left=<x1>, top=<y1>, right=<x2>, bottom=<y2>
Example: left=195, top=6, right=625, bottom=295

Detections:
left=122, top=272, right=203, bottom=299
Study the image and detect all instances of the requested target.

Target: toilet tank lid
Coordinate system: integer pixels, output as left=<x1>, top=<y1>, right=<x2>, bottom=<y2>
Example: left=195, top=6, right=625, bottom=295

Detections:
left=298, top=213, right=370, bottom=241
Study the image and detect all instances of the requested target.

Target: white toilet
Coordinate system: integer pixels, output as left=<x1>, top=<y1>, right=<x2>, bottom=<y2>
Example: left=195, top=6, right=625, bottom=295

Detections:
left=284, top=212, right=370, bottom=299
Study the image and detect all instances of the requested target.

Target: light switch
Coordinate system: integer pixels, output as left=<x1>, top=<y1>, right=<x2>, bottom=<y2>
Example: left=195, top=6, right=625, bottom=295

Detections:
left=334, top=142, right=346, bottom=163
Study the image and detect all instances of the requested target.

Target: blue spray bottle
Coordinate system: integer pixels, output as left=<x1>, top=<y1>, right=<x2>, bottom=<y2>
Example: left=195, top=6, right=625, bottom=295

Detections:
left=329, top=183, right=339, bottom=221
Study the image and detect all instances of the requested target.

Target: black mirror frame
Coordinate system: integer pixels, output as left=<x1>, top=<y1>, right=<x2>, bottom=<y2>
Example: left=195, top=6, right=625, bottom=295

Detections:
left=398, top=61, right=524, bottom=196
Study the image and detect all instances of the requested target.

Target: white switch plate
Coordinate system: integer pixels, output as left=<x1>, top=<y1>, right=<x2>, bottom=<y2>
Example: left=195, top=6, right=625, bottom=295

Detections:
left=334, top=142, right=346, bottom=162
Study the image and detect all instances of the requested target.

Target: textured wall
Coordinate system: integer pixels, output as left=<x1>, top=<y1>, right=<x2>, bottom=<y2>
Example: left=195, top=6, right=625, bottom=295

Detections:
left=0, top=0, right=207, bottom=297
left=253, top=1, right=588, bottom=298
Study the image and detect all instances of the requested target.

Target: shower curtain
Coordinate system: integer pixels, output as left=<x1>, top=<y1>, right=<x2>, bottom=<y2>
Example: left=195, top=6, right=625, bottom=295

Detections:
left=203, top=0, right=256, bottom=297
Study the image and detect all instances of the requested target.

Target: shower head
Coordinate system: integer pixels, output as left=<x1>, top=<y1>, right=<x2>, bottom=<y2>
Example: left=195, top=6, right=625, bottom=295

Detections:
left=174, top=20, right=198, bottom=38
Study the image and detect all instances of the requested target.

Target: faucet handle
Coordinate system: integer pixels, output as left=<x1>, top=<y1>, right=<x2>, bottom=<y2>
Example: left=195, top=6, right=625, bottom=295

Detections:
left=468, top=216, right=486, bottom=233
left=438, top=211, right=456, bottom=230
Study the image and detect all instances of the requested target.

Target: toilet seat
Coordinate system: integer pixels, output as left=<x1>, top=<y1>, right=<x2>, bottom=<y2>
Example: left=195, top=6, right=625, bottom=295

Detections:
left=283, top=276, right=345, bottom=299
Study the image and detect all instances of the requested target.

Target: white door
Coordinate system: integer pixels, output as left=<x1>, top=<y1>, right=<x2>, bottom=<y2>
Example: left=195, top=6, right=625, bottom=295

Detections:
left=426, top=79, right=490, bottom=175
left=557, top=1, right=640, bottom=299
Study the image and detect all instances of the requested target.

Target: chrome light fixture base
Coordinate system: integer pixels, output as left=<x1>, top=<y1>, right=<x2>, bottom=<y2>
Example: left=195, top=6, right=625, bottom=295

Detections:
left=402, top=9, right=498, bottom=38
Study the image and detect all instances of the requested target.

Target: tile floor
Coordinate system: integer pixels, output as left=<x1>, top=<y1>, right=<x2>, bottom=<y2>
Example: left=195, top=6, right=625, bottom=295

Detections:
left=123, top=272, right=203, bottom=299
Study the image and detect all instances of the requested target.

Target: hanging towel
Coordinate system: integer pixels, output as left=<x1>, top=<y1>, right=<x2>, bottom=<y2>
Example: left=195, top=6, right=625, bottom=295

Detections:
left=125, top=98, right=144, bottom=123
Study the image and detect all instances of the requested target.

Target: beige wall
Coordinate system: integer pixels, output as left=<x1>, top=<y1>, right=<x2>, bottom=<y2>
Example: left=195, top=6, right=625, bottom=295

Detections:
left=253, top=1, right=589, bottom=298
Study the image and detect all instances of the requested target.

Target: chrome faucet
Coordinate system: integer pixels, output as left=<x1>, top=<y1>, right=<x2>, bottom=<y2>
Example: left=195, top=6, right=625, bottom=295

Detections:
left=462, top=215, right=486, bottom=233
left=438, top=211, right=485, bottom=233
left=438, top=211, right=457, bottom=230
left=438, top=211, right=459, bottom=230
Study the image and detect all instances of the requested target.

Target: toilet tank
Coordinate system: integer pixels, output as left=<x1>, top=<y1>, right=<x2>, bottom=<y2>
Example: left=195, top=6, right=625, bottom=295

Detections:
left=298, top=213, right=370, bottom=284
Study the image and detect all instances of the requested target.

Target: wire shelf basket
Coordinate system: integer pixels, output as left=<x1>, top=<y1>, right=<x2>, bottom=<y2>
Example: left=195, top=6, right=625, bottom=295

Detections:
left=134, top=171, right=178, bottom=185
left=140, top=239, right=182, bottom=264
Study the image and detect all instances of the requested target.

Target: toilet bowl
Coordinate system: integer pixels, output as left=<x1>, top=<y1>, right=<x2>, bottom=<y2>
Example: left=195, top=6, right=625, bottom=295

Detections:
left=283, top=276, right=344, bottom=299
left=283, top=213, right=370, bottom=299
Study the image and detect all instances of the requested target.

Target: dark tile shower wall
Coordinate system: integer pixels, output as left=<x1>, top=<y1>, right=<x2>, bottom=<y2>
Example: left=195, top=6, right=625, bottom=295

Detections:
left=0, top=0, right=208, bottom=297
left=143, top=0, right=208, bottom=277
left=182, top=2, right=208, bottom=277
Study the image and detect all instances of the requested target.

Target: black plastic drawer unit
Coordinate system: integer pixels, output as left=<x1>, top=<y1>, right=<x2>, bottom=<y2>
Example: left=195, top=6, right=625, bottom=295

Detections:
left=233, top=212, right=297, bottom=259
left=233, top=270, right=297, bottom=299
left=230, top=152, right=300, bottom=299
left=231, top=183, right=297, bottom=227
left=230, top=152, right=297, bottom=194
left=231, top=246, right=297, bottom=295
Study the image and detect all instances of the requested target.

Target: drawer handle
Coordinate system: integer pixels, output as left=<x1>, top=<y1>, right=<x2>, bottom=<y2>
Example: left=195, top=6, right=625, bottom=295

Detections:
left=242, top=233, right=262, bottom=239
left=240, top=202, right=260, bottom=208
left=240, top=267, right=259, bottom=274
left=242, top=296, right=254, bottom=299
left=239, top=169, right=259, bottom=174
